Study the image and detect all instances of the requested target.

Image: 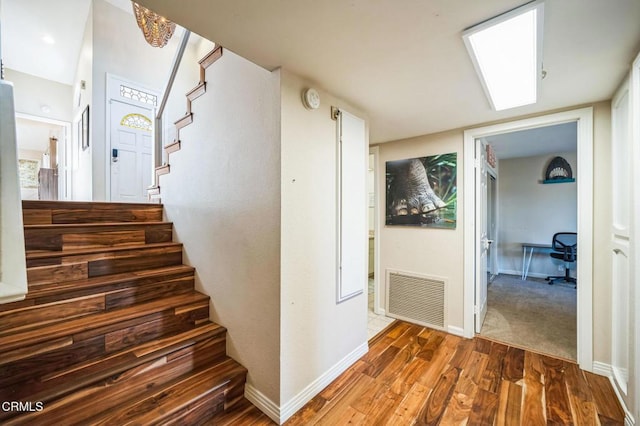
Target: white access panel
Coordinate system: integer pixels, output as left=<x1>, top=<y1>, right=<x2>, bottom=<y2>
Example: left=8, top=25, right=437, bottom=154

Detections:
left=337, top=110, right=367, bottom=302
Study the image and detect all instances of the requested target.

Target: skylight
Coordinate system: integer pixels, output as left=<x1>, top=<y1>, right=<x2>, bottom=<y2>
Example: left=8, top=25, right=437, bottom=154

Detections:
left=463, top=1, right=544, bottom=111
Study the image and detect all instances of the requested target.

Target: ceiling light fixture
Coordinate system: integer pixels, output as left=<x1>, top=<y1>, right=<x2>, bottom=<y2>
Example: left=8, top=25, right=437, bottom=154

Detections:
left=132, top=2, right=176, bottom=48
left=463, top=1, right=544, bottom=111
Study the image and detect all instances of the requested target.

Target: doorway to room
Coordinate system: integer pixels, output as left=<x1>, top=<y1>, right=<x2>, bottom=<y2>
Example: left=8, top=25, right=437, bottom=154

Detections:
left=367, top=147, right=394, bottom=339
left=463, top=107, right=594, bottom=369
left=477, top=122, right=578, bottom=360
left=15, top=113, right=71, bottom=201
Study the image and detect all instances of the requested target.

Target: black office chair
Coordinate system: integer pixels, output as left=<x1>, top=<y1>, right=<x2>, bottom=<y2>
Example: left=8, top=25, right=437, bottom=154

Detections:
left=545, top=232, right=577, bottom=287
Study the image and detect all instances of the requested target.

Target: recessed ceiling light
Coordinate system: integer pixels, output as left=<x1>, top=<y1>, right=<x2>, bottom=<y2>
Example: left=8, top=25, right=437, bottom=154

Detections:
left=463, top=1, right=544, bottom=111
left=42, top=35, right=55, bottom=45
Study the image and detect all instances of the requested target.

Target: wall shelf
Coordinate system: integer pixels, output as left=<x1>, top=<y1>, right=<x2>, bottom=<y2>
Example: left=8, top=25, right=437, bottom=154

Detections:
left=542, top=178, right=575, bottom=184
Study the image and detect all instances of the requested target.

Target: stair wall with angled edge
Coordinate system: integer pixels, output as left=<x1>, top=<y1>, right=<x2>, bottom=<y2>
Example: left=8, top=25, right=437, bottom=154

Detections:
left=143, top=48, right=282, bottom=422
left=0, top=200, right=260, bottom=425
left=148, top=45, right=224, bottom=203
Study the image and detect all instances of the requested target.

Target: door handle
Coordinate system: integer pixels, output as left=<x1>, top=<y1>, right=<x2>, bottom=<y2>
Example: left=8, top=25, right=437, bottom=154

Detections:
left=112, top=149, right=118, bottom=163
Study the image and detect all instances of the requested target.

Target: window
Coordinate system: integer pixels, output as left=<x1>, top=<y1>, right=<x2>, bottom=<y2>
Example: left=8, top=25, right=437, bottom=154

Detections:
left=120, top=113, right=152, bottom=131
left=119, top=85, right=158, bottom=106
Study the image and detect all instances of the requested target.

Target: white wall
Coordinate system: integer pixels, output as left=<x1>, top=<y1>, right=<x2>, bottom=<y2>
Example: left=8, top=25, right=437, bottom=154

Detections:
left=71, top=4, right=93, bottom=201
left=159, top=53, right=369, bottom=423
left=159, top=51, right=282, bottom=405
left=3, top=69, right=73, bottom=122
left=280, top=70, right=369, bottom=414
left=377, top=129, right=465, bottom=331
left=497, top=152, right=578, bottom=278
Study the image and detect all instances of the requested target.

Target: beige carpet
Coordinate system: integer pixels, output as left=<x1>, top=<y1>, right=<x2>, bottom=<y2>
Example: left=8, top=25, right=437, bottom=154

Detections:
left=480, top=274, right=577, bottom=360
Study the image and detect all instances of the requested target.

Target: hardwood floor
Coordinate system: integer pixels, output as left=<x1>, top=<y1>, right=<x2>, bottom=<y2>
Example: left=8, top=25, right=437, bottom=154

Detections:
left=282, top=320, right=625, bottom=425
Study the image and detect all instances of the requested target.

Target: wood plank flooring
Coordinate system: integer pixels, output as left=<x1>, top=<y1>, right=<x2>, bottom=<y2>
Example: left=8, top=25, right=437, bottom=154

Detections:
left=216, top=320, right=624, bottom=425
left=281, top=320, right=625, bottom=425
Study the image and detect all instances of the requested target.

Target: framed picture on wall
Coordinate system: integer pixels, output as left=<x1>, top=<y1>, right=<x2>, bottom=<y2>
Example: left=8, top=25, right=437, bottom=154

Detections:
left=385, top=152, right=457, bottom=228
left=81, top=105, right=90, bottom=151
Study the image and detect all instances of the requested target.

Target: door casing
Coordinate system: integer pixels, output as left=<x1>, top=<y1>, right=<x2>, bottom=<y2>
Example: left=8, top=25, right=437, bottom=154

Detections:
left=463, top=107, right=594, bottom=371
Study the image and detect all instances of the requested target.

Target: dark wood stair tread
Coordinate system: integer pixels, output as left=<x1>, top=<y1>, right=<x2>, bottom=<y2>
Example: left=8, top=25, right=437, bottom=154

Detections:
left=22, top=200, right=163, bottom=208
left=24, top=221, right=171, bottom=229
left=26, top=243, right=184, bottom=283
left=12, top=323, right=226, bottom=403
left=22, top=201, right=164, bottom=225
left=85, top=358, right=246, bottom=426
left=0, top=291, right=209, bottom=352
left=3, top=324, right=230, bottom=424
left=26, top=241, right=182, bottom=259
left=25, top=264, right=194, bottom=299
left=24, top=222, right=173, bottom=252
left=0, top=266, right=196, bottom=331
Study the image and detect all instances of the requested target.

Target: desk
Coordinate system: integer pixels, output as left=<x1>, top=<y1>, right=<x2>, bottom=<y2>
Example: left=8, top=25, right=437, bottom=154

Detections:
left=521, top=243, right=552, bottom=280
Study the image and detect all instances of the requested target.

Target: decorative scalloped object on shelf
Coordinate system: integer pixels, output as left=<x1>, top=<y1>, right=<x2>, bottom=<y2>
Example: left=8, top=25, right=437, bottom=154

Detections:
left=543, top=156, right=575, bottom=184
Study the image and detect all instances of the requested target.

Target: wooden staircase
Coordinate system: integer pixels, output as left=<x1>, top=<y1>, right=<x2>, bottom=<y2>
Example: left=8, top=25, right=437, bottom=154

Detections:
left=0, top=200, right=251, bottom=425
left=149, top=45, right=224, bottom=203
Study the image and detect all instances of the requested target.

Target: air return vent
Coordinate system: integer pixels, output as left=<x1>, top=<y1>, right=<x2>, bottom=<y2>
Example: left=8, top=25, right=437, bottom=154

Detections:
left=386, top=270, right=446, bottom=329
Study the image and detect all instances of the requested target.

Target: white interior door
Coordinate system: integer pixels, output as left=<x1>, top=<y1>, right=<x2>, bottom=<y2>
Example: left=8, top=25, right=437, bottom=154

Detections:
left=475, top=139, right=490, bottom=332
left=110, top=100, right=153, bottom=203
left=632, top=50, right=640, bottom=424
left=611, top=76, right=632, bottom=395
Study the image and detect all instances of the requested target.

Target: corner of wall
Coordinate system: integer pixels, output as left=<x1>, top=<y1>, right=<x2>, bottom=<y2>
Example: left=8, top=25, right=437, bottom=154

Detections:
left=279, top=70, right=370, bottom=405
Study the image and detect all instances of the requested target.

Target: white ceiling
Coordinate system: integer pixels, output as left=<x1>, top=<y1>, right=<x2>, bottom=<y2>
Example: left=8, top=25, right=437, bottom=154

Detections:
left=2, top=0, right=639, bottom=146
left=136, top=0, right=640, bottom=144
left=1, top=0, right=91, bottom=85
left=0, top=0, right=201, bottom=86
left=484, top=121, right=576, bottom=160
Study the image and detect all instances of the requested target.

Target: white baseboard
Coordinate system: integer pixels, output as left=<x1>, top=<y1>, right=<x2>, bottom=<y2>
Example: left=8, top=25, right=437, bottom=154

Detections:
left=591, top=362, right=635, bottom=425
left=374, top=308, right=386, bottom=316
left=610, top=375, right=635, bottom=426
left=592, top=361, right=612, bottom=376
left=626, top=412, right=636, bottom=426
left=278, top=342, right=368, bottom=424
left=447, top=325, right=465, bottom=337
left=245, top=384, right=280, bottom=424
left=246, top=342, right=368, bottom=424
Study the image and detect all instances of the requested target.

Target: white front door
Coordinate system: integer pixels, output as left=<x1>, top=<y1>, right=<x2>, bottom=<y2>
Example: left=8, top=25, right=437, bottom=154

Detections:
left=109, top=100, right=153, bottom=203
left=475, top=139, right=490, bottom=332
